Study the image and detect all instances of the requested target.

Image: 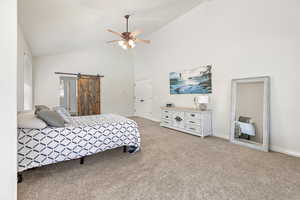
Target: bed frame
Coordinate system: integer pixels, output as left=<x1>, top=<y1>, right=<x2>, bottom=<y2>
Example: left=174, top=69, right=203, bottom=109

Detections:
left=18, top=146, right=127, bottom=183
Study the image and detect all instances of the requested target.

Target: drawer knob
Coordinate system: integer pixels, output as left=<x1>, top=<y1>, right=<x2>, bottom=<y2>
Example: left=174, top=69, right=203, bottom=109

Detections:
left=191, top=114, right=195, bottom=117
left=175, top=116, right=183, bottom=122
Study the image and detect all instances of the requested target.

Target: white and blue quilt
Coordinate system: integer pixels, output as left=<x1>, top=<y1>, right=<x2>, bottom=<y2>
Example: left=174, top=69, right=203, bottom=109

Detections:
left=18, top=114, right=140, bottom=172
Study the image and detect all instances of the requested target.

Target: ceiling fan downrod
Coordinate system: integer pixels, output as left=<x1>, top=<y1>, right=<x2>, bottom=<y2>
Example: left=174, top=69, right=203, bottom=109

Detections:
left=125, top=15, right=130, bottom=33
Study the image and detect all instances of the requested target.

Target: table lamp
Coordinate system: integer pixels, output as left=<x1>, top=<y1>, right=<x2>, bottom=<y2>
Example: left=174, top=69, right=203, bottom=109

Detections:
left=194, top=95, right=209, bottom=111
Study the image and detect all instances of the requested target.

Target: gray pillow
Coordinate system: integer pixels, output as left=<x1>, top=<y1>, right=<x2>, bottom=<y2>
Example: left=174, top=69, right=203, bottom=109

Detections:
left=52, top=106, right=71, bottom=123
left=35, top=105, right=50, bottom=114
left=37, top=110, right=65, bottom=127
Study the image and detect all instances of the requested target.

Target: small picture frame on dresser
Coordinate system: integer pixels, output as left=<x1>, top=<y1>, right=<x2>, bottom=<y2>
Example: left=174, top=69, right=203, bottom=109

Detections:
left=166, top=103, right=174, bottom=107
left=160, top=106, right=212, bottom=138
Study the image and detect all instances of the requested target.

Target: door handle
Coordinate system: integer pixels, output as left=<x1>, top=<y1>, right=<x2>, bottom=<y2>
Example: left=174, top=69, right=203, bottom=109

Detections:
left=140, top=99, right=144, bottom=102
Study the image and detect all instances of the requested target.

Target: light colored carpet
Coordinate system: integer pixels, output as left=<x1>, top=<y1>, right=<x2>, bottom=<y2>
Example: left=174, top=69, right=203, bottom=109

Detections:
left=18, top=117, right=300, bottom=200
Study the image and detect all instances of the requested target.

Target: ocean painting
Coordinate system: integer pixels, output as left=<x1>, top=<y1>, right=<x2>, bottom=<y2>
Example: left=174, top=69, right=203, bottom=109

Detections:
left=170, top=65, right=212, bottom=94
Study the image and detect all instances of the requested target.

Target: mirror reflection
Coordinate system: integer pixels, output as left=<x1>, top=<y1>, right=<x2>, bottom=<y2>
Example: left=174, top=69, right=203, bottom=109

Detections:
left=234, top=81, right=264, bottom=145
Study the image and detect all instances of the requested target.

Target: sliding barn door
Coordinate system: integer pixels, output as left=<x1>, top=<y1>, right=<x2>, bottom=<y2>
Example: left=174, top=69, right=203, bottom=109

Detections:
left=77, top=76, right=101, bottom=116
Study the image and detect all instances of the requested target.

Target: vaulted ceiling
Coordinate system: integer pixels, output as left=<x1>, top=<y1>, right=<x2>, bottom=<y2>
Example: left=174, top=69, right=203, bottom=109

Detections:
left=19, top=0, right=205, bottom=56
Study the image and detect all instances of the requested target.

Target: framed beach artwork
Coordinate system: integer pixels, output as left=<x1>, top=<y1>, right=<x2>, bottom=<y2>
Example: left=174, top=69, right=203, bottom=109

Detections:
left=169, top=65, right=212, bottom=94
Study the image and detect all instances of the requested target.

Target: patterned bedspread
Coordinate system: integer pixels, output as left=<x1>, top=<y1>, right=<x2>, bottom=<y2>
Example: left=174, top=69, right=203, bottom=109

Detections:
left=18, top=114, right=140, bottom=172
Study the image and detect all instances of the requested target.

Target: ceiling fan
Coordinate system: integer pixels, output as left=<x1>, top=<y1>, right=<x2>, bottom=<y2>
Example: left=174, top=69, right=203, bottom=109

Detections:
left=107, top=15, right=150, bottom=50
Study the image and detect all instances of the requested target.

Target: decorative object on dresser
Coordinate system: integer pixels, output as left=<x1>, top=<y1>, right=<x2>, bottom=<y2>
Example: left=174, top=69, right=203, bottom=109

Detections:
left=160, top=106, right=212, bottom=138
left=194, top=95, right=210, bottom=111
left=166, top=102, right=174, bottom=107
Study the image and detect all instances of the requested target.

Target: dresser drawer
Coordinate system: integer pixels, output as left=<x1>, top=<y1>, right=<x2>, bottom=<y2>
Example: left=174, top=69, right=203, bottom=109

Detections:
left=172, top=111, right=185, bottom=128
left=185, top=118, right=201, bottom=125
left=172, top=111, right=185, bottom=123
left=186, top=112, right=201, bottom=119
left=161, top=114, right=171, bottom=121
left=172, top=111, right=185, bottom=119
left=185, top=124, right=201, bottom=133
left=161, top=119, right=172, bottom=126
left=162, top=109, right=173, bottom=115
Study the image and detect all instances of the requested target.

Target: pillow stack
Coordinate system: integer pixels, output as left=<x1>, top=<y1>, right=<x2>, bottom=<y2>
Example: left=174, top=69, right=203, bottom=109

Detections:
left=52, top=106, right=71, bottom=123
left=35, top=105, right=67, bottom=127
left=18, top=105, right=71, bottom=129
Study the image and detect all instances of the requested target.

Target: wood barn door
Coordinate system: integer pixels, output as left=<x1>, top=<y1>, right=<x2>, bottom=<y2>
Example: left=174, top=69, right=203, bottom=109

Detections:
left=77, top=75, right=101, bottom=116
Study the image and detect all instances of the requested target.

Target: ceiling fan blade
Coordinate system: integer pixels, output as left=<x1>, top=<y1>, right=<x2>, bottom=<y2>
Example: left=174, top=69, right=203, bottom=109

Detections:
left=130, top=30, right=143, bottom=38
left=107, top=29, right=123, bottom=37
left=106, top=40, right=120, bottom=43
left=135, top=38, right=151, bottom=44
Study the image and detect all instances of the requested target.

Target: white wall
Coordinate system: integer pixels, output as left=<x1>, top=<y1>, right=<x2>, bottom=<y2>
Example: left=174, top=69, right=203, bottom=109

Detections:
left=34, top=46, right=134, bottom=116
left=0, top=0, right=17, bottom=199
left=134, top=0, right=300, bottom=156
left=17, top=26, right=33, bottom=111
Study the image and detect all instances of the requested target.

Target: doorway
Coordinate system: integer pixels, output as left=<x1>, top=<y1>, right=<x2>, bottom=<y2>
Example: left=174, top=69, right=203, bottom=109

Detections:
left=59, top=76, right=77, bottom=115
left=134, top=79, right=153, bottom=119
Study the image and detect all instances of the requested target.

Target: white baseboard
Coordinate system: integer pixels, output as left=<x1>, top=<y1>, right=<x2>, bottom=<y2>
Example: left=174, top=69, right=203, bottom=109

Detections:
left=208, top=133, right=300, bottom=158
left=213, top=134, right=229, bottom=140
left=270, top=145, right=300, bottom=157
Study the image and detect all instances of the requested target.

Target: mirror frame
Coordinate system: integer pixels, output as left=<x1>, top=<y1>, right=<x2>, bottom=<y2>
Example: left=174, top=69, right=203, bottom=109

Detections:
left=230, top=76, right=270, bottom=152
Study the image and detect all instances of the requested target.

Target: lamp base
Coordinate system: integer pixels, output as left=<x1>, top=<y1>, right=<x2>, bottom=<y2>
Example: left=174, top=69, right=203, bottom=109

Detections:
left=199, top=104, right=207, bottom=111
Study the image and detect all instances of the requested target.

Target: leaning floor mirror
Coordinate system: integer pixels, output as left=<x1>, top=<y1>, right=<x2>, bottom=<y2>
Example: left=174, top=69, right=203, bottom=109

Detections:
left=230, top=76, right=270, bottom=152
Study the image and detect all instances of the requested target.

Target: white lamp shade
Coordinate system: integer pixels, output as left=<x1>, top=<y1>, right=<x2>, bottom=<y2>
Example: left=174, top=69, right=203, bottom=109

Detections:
left=128, top=40, right=135, bottom=46
left=196, top=96, right=209, bottom=104
left=118, top=41, right=125, bottom=46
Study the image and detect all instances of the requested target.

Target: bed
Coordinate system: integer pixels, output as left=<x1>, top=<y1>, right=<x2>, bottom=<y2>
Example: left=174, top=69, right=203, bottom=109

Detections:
left=18, top=114, right=140, bottom=173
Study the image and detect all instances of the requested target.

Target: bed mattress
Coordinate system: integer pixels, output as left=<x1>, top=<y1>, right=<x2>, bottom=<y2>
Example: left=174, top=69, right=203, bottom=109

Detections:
left=18, top=114, right=140, bottom=172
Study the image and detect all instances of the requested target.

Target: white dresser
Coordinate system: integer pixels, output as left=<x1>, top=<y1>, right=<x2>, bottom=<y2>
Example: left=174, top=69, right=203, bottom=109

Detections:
left=160, top=106, right=212, bottom=138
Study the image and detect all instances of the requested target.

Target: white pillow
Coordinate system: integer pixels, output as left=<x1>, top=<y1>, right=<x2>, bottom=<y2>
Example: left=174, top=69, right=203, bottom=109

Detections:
left=52, top=106, right=71, bottom=123
left=18, top=111, right=47, bottom=129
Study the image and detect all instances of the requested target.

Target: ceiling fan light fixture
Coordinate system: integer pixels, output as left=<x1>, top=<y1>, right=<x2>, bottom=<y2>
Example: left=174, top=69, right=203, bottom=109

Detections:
left=107, top=15, right=150, bottom=49
left=128, top=39, right=135, bottom=47
left=118, top=41, right=125, bottom=46
left=130, top=44, right=136, bottom=48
